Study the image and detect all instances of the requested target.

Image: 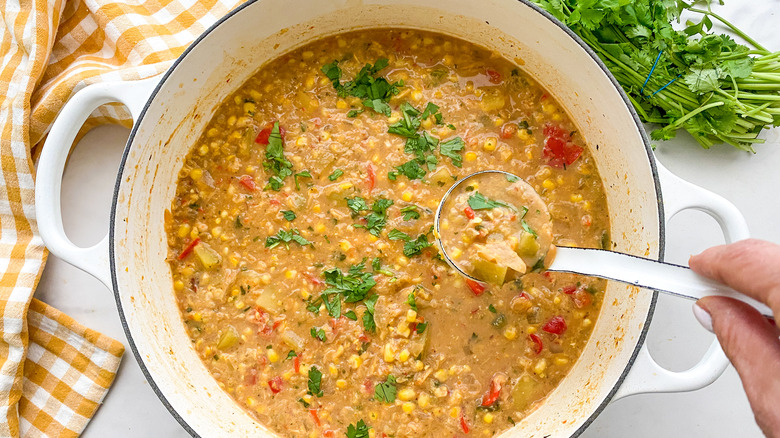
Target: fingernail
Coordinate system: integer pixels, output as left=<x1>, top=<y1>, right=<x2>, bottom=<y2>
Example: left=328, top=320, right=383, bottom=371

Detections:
left=693, top=302, right=714, bottom=333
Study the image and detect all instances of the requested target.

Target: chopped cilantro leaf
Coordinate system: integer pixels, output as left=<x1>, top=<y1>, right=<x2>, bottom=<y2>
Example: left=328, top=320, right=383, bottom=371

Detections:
left=281, top=210, right=296, bottom=221
left=467, top=192, right=515, bottom=211
left=362, top=294, right=379, bottom=333
left=344, top=310, right=358, bottom=321
left=353, top=198, right=394, bottom=236
left=346, top=420, right=371, bottom=438
left=265, top=229, right=312, bottom=249
left=374, top=375, right=397, bottom=403
left=294, top=170, right=312, bottom=190
left=286, top=350, right=297, bottom=360
left=416, top=322, right=428, bottom=334
left=307, top=366, right=324, bottom=397
left=407, top=291, right=418, bottom=311
left=400, top=205, right=420, bottom=221
left=328, top=169, right=344, bottom=181
left=310, top=327, right=326, bottom=342
left=347, top=108, right=364, bottom=118
left=263, top=122, right=293, bottom=191
left=347, top=196, right=369, bottom=214
left=403, top=233, right=433, bottom=257
left=440, top=137, right=465, bottom=168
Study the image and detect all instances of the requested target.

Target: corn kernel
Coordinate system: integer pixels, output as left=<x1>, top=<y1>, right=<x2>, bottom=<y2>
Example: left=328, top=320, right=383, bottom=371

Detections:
left=421, top=118, right=433, bottom=129
left=418, top=392, right=431, bottom=409
left=534, top=359, right=548, bottom=374
left=582, top=201, right=592, bottom=211
left=370, top=235, right=379, bottom=243
left=369, top=411, right=378, bottom=421
left=449, top=407, right=460, bottom=418
left=189, top=168, right=203, bottom=180
left=434, top=370, right=448, bottom=382
left=329, top=364, right=338, bottom=377
left=555, top=356, right=570, bottom=366
left=398, top=349, right=411, bottom=362
left=193, top=312, right=202, bottom=322
left=336, top=99, right=349, bottom=109
left=483, top=413, right=494, bottom=424
left=542, top=179, right=556, bottom=190
left=339, top=240, right=352, bottom=252
left=402, top=402, right=415, bottom=414
left=553, top=296, right=561, bottom=305
left=337, top=379, right=347, bottom=389
left=398, top=388, right=416, bottom=401
left=384, top=344, right=395, bottom=363
left=369, top=430, right=376, bottom=438
left=503, top=327, right=517, bottom=340
left=443, top=54, right=454, bottom=66
left=296, top=137, right=308, bottom=147
left=267, top=348, right=279, bottom=363
left=483, top=137, right=497, bottom=151
left=465, top=151, right=477, bottom=162
left=283, top=371, right=293, bottom=381
left=527, top=326, right=537, bottom=334
left=583, top=318, right=592, bottom=327
left=261, top=273, right=272, bottom=285
left=411, top=90, right=423, bottom=102
left=339, top=182, right=353, bottom=190
left=300, top=289, right=311, bottom=300
left=570, top=194, right=583, bottom=202
left=285, top=269, right=296, bottom=279
left=312, top=204, right=321, bottom=213
left=246, top=397, right=257, bottom=408
left=173, top=280, right=184, bottom=291
left=396, top=256, right=409, bottom=266
left=315, top=223, right=326, bottom=233
left=450, top=247, right=462, bottom=259
left=414, top=360, right=424, bottom=371
left=542, top=102, right=556, bottom=114
left=517, top=128, right=530, bottom=141
left=243, top=102, right=256, bottom=114
left=402, top=191, right=413, bottom=202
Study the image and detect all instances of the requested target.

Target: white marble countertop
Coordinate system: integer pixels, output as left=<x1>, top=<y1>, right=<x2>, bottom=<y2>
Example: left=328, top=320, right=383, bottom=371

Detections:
left=34, top=3, right=779, bottom=436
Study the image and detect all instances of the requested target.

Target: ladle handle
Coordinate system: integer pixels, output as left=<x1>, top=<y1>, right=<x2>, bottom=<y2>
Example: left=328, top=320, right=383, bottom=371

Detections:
left=551, top=246, right=773, bottom=317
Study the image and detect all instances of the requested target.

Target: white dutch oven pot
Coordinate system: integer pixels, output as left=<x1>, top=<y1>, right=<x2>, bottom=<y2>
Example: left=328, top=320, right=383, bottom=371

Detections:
left=35, top=0, right=750, bottom=436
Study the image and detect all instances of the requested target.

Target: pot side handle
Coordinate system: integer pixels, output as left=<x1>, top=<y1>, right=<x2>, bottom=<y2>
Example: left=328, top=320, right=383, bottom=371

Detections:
left=612, top=161, right=748, bottom=400
left=35, top=77, right=161, bottom=289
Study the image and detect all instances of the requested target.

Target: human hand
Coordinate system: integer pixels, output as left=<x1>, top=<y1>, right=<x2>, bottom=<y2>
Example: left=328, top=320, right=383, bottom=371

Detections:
left=689, top=239, right=780, bottom=438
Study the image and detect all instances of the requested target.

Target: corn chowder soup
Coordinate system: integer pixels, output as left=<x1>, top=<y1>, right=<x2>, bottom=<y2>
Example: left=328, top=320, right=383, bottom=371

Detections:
left=165, top=29, right=610, bottom=438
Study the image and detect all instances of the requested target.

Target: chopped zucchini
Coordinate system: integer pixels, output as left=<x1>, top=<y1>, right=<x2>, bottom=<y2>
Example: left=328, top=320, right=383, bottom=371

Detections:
left=217, top=326, right=239, bottom=350
left=516, top=231, right=540, bottom=258
left=281, top=330, right=304, bottom=350
left=193, top=242, right=221, bottom=270
left=511, top=374, right=543, bottom=411
left=255, top=289, right=281, bottom=314
left=472, top=259, right=507, bottom=285
left=429, top=166, right=453, bottom=186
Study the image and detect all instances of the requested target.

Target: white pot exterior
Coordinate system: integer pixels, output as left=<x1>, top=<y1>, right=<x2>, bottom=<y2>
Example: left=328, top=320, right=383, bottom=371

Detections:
left=111, top=1, right=662, bottom=436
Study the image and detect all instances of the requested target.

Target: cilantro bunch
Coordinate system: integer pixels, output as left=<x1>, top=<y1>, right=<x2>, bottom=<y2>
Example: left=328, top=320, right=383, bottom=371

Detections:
left=533, top=0, right=780, bottom=151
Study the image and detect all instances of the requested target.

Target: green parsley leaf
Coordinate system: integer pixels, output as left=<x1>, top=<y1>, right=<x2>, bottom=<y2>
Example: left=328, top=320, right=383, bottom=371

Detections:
left=374, top=375, right=397, bottom=403
left=388, top=229, right=411, bottom=241
left=294, top=170, right=312, bottom=191
left=403, top=233, right=433, bottom=258
left=322, top=59, right=401, bottom=116
left=310, top=327, right=326, bottom=342
left=321, top=262, right=377, bottom=305
left=347, top=196, right=369, bottom=214
left=286, top=350, right=297, bottom=360
left=353, top=198, right=394, bottom=236
left=488, top=304, right=497, bottom=313
left=344, top=310, right=358, bottom=321
left=440, top=137, right=465, bottom=168
left=347, top=108, right=364, bottom=118
left=328, top=169, right=344, bottom=181
left=400, top=205, right=420, bottom=220
left=362, top=294, right=379, bottom=333
left=390, top=159, right=426, bottom=181
left=467, top=192, right=515, bottom=211
left=263, top=122, right=294, bottom=190
left=307, top=366, right=324, bottom=397
left=235, top=216, right=244, bottom=228
left=407, top=292, right=417, bottom=311
left=346, top=420, right=371, bottom=438
left=521, top=220, right=538, bottom=238
left=281, top=210, right=296, bottom=221
left=416, top=322, right=428, bottom=334
left=265, top=229, right=312, bottom=249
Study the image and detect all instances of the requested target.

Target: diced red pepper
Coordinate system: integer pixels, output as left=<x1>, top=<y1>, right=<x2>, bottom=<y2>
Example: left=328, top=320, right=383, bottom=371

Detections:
left=529, top=333, right=544, bottom=355
left=460, top=415, right=470, bottom=434
left=309, top=409, right=321, bottom=426
left=500, top=123, right=517, bottom=139
left=562, top=285, right=577, bottom=295
left=543, top=316, right=567, bottom=335
left=464, top=206, right=476, bottom=220
left=268, top=198, right=281, bottom=206
left=480, top=377, right=502, bottom=407
left=239, top=175, right=257, bottom=191
left=323, top=431, right=335, bottom=438
left=293, top=356, right=301, bottom=373
left=178, top=238, right=200, bottom=260
left=267, top=376, right=283, bottom=394
left=255, top=121, right=286, bottom=145
left=465, top=279, right=486, bottom=296
left=367, top=164, right=376, bottom=192
left=486, top=68, right=502, bottom=84
left=543, top=123, right=583, bottom=168
left=304, top=272, right=324, bottom=286
left=572, top=288, right=592, bottom=308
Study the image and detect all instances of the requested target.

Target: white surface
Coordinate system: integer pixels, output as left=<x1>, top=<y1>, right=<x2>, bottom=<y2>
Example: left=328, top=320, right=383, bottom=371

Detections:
left=34, top=2, right=779, bottom=436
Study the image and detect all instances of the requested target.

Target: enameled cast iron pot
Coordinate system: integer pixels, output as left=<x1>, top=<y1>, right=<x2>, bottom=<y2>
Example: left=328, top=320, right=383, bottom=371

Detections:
left=35, top=0, right=750, bottom=436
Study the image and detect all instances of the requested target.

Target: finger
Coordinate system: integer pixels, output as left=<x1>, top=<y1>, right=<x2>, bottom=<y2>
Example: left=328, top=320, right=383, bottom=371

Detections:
left=689, top=239, right=780, bottom=316
left=697, top=296, right=780, bottom=436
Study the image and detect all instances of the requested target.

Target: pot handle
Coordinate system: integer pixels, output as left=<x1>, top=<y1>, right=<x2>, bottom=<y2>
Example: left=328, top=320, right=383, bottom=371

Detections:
left=612, top=161, right=748, bottom=400
left=35, top=76, right=161, bottom=289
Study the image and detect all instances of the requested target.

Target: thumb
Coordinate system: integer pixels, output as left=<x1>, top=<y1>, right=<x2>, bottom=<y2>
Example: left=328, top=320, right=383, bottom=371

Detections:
left=696, top=296, right=780, bottom=437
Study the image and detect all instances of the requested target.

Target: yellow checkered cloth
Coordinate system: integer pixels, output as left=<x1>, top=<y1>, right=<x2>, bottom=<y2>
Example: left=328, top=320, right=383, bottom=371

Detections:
left=0, top=0, right=240, bottom=436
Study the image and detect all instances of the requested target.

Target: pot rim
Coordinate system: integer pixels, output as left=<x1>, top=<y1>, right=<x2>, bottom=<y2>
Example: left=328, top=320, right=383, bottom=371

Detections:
left=108, top=1, right=664, bottom=436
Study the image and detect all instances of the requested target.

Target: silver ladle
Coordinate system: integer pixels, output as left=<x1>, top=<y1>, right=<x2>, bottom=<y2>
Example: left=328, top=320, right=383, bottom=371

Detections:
left=433, top=170, right=772, bottom=317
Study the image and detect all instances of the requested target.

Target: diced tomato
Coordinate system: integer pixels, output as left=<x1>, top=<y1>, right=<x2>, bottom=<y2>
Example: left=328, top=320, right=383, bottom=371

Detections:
left=500, top=123, right=517, bottom=139
left=323, top=431, right=335, bottom=438
left=267, top=376, right=283, bottom=394
left=529, top=333, right=544, bottom=355
left=359, top=333, right=371, bottom=343
left=572, top=288, right=592, bottom=308
left=486, top=68, right=502, bottom=84
left=309, top=409, right=321, bottom=426
left=562, top=285, right=577, bottom=295
left=480, top=377, right=502, bottom=407
left=463, top=206, right=476, bottom=220
left=543, top=316, right=567, bottom=335
left=465, top=279, right=486, bottom=296
left=543, top=271, right=553, bottom=281
left=363, top=379, right=375, bottom=394
left=255, top=121, right=286, bottom=145
left=367, top=164, right=376, bottom=192
left=293, top=356, right=301, bottom=373
left=543, top=123, right=583, bottom=168
left=268, top=198, right=281, bottom=206
left=460, top=415, right=470, bottom=434
left=178, top=238, right=200, bottom=260
left=239, top=175, right=257, bottom=191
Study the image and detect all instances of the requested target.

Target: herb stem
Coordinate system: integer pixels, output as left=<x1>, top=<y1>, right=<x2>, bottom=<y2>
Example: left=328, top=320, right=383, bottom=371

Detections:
left=688, top=7, right=768, bottom=53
